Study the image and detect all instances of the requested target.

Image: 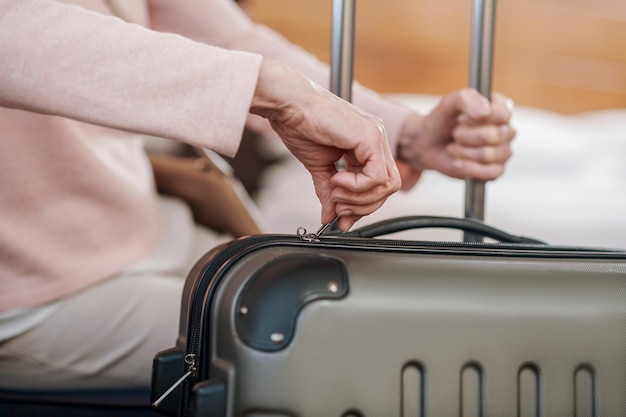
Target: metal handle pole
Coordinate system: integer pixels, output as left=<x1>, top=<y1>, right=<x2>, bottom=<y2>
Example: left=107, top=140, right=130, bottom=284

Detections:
left=330, top=0, right=356, bottom=103
left=328, top=0, right=356, bottom=232
left=464, top=0, right=497, bottom=242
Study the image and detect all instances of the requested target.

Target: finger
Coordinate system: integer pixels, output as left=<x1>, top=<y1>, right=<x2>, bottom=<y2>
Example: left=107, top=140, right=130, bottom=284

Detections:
left=320, top=197, right=338, bottom=225
left=331, top=182, right=394, bottom=207
left=332, top=153, right=401, bottom=195
left=332, top=170, right=393, bottom=218
left=447, top=142, right=513, bottom=164
left=490, top=93, right=515, bottom=124
left=451, top=159, right=506, bottom=181
left=317, top=173, right=393, bottom=225
left=453, top=124, right=516, bottom=147
left=331, top=169, right=399, bottom=204
left=337, top=214, right=361, bottom=232
left=335, top=199, right=386, bottom=220
left=457, top=92, right=515, bottom=125
left=428, top=88, right=491, bottom=132
left=310, top=172, right=340, bottom=225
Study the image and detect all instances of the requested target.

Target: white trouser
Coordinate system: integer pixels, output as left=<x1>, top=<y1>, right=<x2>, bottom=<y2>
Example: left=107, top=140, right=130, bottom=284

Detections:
left=0, top=196, right=231, bottom=389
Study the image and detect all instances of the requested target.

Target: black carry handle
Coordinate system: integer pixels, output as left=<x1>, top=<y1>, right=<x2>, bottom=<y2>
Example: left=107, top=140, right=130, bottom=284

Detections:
left=337, top=216, right=546, bottom=244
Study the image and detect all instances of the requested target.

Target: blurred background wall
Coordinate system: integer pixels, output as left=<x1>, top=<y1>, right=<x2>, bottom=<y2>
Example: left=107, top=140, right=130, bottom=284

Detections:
left=247, top=0, right=626, bottom=114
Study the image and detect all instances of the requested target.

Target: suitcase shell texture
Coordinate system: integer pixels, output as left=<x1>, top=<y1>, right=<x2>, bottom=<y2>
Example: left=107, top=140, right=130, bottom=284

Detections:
left=152, top=223, right=626, bottom=417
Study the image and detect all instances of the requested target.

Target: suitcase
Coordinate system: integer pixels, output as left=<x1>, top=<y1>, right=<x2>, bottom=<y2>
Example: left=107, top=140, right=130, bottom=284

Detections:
left=152, top=218, right=626, bottom=417
left=151, top=1, right=626, bottom=416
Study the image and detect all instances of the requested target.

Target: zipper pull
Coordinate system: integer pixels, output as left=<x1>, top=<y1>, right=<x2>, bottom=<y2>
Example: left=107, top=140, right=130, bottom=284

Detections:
left=152, top=354, right=197, bottom=407
left=297, top=215, right=341, bottom=242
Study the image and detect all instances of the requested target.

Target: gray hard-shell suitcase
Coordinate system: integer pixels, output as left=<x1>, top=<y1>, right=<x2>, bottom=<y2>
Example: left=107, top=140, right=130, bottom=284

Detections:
left=151, top=1, right=626, bottom=416
left=152, top=219, right=626, bottom=417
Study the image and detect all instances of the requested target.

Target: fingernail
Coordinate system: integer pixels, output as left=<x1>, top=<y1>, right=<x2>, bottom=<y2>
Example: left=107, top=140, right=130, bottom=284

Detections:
left=505, top=98, right=515, bottom=113
left=339, top=209, right=353, bottom=218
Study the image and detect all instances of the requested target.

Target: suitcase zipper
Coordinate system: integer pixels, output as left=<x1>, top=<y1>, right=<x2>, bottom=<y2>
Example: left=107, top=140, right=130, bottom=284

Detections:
left=182, top=235, right=292, bottom=417
left=182, top=234, right=335, bottom=415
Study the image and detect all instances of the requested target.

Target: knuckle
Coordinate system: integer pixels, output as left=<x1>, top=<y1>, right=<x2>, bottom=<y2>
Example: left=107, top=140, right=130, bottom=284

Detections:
left=458, top=88, right=475, bottom=107
left=485, top=165, right=505, bottom=180
left=471, top=126, right=498, bottom=146
left=447, top=142, right=461, bottom=158
left=487, top=126, right=501, bottom=145
left=493, top=165, right=505, bottom=179
left=460, top=87, right=475, bottom=98
left=503, top=146, right=513, bottom=161
left=482, top=147, right=496, bottom=163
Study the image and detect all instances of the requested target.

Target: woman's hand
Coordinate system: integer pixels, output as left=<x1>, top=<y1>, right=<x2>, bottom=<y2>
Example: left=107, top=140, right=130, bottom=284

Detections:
left=397, top=88, right=516, bottom=190
left=251, top=60, right=401, bottom=231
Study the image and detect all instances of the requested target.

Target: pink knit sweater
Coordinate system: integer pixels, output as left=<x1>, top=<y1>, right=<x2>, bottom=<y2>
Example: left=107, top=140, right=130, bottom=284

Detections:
left=0, top=0, right=410, bottom=311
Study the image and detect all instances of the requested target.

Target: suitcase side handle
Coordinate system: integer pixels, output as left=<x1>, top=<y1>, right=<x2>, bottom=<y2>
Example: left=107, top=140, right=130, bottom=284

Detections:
left=339, top=216, right=546, bottom=244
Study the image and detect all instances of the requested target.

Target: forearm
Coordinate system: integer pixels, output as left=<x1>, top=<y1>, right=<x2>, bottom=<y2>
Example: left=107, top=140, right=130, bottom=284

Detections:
left=147, top=0, right=413, bottom=154
left=0, top=0, right=262, bottom=157
left=233, top=27, right=412, bottom=153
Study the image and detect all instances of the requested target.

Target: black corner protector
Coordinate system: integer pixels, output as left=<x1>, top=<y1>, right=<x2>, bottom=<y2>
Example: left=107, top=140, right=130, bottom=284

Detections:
left=236, top=253, right=349, bottom=352
left=192, top=379, right=227, bottom=417
left=151, top=347, right=185, bottom=417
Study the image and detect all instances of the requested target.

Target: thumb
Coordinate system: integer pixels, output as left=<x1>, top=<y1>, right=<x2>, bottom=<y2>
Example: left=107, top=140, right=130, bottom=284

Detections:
left=429, top=89, right=490, bottom=132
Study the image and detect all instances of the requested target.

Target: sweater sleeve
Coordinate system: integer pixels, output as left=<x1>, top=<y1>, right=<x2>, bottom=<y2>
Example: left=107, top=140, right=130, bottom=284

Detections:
left=0, top=0, right=263, bottom=157
left=147, top=0, right=412, bottom=156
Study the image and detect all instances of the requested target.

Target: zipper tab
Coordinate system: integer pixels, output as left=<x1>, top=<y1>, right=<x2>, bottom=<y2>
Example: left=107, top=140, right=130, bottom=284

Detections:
left=297, top=215, right=341, bottom=242
left=152, top=354, right=197, bottom=407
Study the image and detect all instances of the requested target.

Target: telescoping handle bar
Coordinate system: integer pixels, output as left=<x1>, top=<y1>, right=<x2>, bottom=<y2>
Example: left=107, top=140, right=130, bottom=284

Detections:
left=330, top=0, right=356, bottom=103
left=330, top=0, right=498, bottom=242
left=326, top=0, right=356, bottom=232
left=464, top=0, right=497, bottom=242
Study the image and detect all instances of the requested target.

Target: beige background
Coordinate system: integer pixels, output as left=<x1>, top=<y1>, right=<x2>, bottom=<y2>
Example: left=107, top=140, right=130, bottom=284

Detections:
left=247, top=0, right=626, bottom=114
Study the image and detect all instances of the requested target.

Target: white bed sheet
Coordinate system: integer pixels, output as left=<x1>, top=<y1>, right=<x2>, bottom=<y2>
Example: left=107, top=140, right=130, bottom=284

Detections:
left=254, top=95, right=626, bottom=249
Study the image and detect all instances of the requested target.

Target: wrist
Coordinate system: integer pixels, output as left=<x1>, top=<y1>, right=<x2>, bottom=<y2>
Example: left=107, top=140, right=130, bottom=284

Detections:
left=396, top=112, right=427, bottom=172
left=250, top=59, right=312, bottom=124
